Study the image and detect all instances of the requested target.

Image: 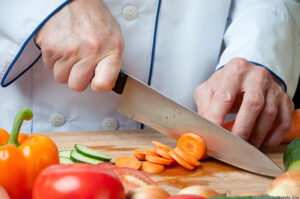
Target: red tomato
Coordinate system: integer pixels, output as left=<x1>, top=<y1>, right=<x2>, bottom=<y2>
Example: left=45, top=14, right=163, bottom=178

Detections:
left=32, top=163, right=125, bottom=199
left=109, top=167, right=157, bottom=193
left=167, top=195, right=206, bottom=199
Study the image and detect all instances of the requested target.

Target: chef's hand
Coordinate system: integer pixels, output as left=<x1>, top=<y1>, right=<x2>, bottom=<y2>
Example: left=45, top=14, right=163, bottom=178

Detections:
left=194, top=58, right=294, bottom=148
left=35, top=0, right=123, bottom=92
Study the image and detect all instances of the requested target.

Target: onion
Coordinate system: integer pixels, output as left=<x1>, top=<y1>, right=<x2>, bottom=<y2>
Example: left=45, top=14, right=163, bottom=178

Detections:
left=267, top=170, right=300, bottom=196
left=127, top=185, right=170, bottom=199
left=177, top=185, right=224, bottom=197
left=0, top=186, right=10, bottom=199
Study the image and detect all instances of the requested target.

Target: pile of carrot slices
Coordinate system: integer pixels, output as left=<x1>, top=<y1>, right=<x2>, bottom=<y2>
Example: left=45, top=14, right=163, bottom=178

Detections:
left=115, top=133, right=207, bottom=174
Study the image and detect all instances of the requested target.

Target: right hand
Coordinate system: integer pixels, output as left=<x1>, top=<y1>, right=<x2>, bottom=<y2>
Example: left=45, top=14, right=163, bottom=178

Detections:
left=35, top=0, right=124, bottom=92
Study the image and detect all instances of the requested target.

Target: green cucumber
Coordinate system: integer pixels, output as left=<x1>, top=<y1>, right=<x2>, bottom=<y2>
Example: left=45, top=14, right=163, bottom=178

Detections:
left=60, top=157, right=74, bottom=164
left=75, top=144, right=111, bottom=162
left=283, top=138, right=300, bottom=171
left=70, top=150, right=104, bottom=165
left=287, top=159, right=300, bottom=171
left=59, top=150, right=72, bottom=158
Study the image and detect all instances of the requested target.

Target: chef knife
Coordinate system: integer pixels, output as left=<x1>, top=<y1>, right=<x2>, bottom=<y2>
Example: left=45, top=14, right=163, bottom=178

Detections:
left=112, top=70, right=283, bottom=177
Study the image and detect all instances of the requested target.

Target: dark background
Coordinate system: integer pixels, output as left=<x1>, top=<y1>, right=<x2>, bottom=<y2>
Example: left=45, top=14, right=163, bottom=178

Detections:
left=293, top=77, right=300, bottom=109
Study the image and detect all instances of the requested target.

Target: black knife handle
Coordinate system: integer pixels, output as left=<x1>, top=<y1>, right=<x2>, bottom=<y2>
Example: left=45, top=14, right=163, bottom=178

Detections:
left=112, top=70, right=128, bottom=95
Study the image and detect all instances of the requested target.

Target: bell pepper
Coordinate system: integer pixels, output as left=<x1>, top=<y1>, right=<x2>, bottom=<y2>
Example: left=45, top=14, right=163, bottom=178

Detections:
left=33, top=163, right=126, bottom=199
left=0, top=108, right=60, bottom=199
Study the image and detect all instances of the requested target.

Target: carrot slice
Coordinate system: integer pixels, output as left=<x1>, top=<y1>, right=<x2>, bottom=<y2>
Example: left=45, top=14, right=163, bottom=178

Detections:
left=146, top=155, right=173, bottom=166
left=152, top=140, right=171, bottom=152
left=115, top=156, right=141, bottom=170
left=174, top=147, right=201, bottom=167
left=169, top=149, right=195, bottom=170
left=154, top=146, right=172, bottom=160
left=177, top=133, right=206, bottom=160
left=134, top=149, right=158, bottom=156
left=141, top=161, right=165, bottom=174
left=134, top=152, right=146, bottom=161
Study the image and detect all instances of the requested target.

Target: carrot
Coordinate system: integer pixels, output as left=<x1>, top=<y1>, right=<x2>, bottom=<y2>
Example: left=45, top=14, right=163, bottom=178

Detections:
left=283, top=109, right=300, bottom=143
left=134, top=152, right=146, bottom=161
left=169, top=149, right=195, bottom=170
left=134, top=148, right=158, bottom=156
left=177, top=133, right=206, bottom=160
left=145, top=155, right=173, bottom=166
left=154, top=146, right=173, bottom=160
left=152, top=140, right=171, bottom=152
left=174, top=147, right=201, bottom=167
left=222, top=109, right=300, bottom=143
left=141, top=161, right=165, bottom=174
left=115, top=156, right=141, bottom=170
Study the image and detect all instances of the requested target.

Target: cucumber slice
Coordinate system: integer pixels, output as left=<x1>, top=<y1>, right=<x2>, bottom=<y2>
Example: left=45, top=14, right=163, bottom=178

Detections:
left=283, top=138, right=300, bottom=170
left=287, top=159, right=300, bottom=171
left=60, top=157, right=74, bottom=164
left=59, top=150, right=72, bottom=158
left=70, top=150, right=104, bottom=165
left=75, top=144, right=111, bottom=162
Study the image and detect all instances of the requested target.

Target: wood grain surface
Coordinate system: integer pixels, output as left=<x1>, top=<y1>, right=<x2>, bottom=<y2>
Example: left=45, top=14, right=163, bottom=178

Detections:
left=41, top=129, right=286, bottom=196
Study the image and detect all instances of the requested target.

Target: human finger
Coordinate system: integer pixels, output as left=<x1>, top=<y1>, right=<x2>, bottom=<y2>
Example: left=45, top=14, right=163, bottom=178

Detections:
left=68, top=58, right=96, bottom=92
left=248, top=86, right=280, bottom=148
left=91, top=53, right=122, bottom=92
left=262, top=95, right=293, bottom=147
left=53, top=55, right=79, bottom=84
left=231, top=86, right=265, bottom=140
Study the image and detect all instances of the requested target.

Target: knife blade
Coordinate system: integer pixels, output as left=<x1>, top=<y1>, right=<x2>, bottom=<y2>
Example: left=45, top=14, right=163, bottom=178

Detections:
left=112, top=71, right=283, bottom=177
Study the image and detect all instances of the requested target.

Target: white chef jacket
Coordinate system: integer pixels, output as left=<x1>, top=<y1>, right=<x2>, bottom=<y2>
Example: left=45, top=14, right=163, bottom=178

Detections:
left=0, top=0, right=299, bottom=133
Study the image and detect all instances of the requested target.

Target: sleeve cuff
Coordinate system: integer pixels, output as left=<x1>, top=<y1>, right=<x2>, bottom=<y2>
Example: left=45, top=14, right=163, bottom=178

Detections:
left=0, top=0, right=70, bottom=87
left=216, top=60, right=287, bottom=92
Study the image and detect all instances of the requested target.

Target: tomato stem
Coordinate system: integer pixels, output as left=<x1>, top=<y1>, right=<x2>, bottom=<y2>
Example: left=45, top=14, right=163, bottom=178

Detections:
left=7, top=108, right=33, bottom=146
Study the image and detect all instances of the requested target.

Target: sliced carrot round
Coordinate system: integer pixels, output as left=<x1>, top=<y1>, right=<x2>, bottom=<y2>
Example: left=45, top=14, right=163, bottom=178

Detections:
left=134, top=152, right=146, bottom=161
left=146, top=155, right=173, bottom=166
left=152, top=140, right=171, bottom=152
left=174, top=147, right=201, bottom=167
left=177, top=133, right=206, bottom=160
left=155, top=146, right=172, bottom=160
left=115, top=156, right=141, bottom=170
left=134, top=149, right=158, bottom=156
left=169, top=150, right=195, bottom=170
left=141, top=161, right=165, bottom=174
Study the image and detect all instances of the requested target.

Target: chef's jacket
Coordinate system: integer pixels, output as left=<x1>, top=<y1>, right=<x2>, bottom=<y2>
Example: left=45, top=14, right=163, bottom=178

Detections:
left=0, top=0, right=299, bottom=133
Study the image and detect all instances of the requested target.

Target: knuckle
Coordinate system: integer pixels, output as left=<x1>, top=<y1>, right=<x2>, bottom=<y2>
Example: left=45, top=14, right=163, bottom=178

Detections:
left=254, top=67, right=271, bottom=85
left=279, top=120, right=292, bottom=133
left=245, top=94, right=264, bottom=112
left=65, top=41, right=80, bottom=57
left=264, top=105, right=277, bottom=117
left=110, top=34, right=124, bottom=52
left=228, top=57, right=249, bottom=72
left=86, top=36, right=102, bottom=54
left=234, top=126, right=252, bottom=140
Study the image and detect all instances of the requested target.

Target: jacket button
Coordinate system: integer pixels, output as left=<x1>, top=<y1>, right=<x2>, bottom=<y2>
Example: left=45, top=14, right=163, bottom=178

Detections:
left=50, top=113, right=66, bottom=127
left=102, top=117, right=119, bottom=130
left=122, top=5, right=138, bottom=21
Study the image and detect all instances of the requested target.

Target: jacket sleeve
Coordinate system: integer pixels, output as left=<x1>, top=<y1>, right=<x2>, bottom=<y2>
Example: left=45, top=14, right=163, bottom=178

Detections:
left=217, top=0, right=300, bottom=98
left=0, top=0, right=70, bottom=87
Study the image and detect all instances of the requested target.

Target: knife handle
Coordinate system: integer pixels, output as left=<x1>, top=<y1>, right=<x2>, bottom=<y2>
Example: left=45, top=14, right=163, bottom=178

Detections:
left=112, top=70, right=128, bottom=95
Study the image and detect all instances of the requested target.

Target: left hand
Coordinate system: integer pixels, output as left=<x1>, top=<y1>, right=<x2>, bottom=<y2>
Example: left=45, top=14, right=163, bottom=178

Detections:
left=194, top=58, right=294, bottom=148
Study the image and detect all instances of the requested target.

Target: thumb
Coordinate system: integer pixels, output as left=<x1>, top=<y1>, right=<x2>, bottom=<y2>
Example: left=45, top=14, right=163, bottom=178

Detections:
left=91, top=54, right=121, bottom=92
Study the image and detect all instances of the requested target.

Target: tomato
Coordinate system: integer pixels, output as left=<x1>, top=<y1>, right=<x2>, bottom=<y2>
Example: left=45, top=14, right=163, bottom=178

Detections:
left=166, top=195, right=206, bottom=199
left=32, top=163, right=125, bottom=199
left=109, top=167, right=157, bottom=193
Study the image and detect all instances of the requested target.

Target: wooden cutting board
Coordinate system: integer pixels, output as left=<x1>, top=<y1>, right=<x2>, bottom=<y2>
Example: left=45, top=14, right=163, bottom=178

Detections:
left=42, top=129, right=286, bottom=196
